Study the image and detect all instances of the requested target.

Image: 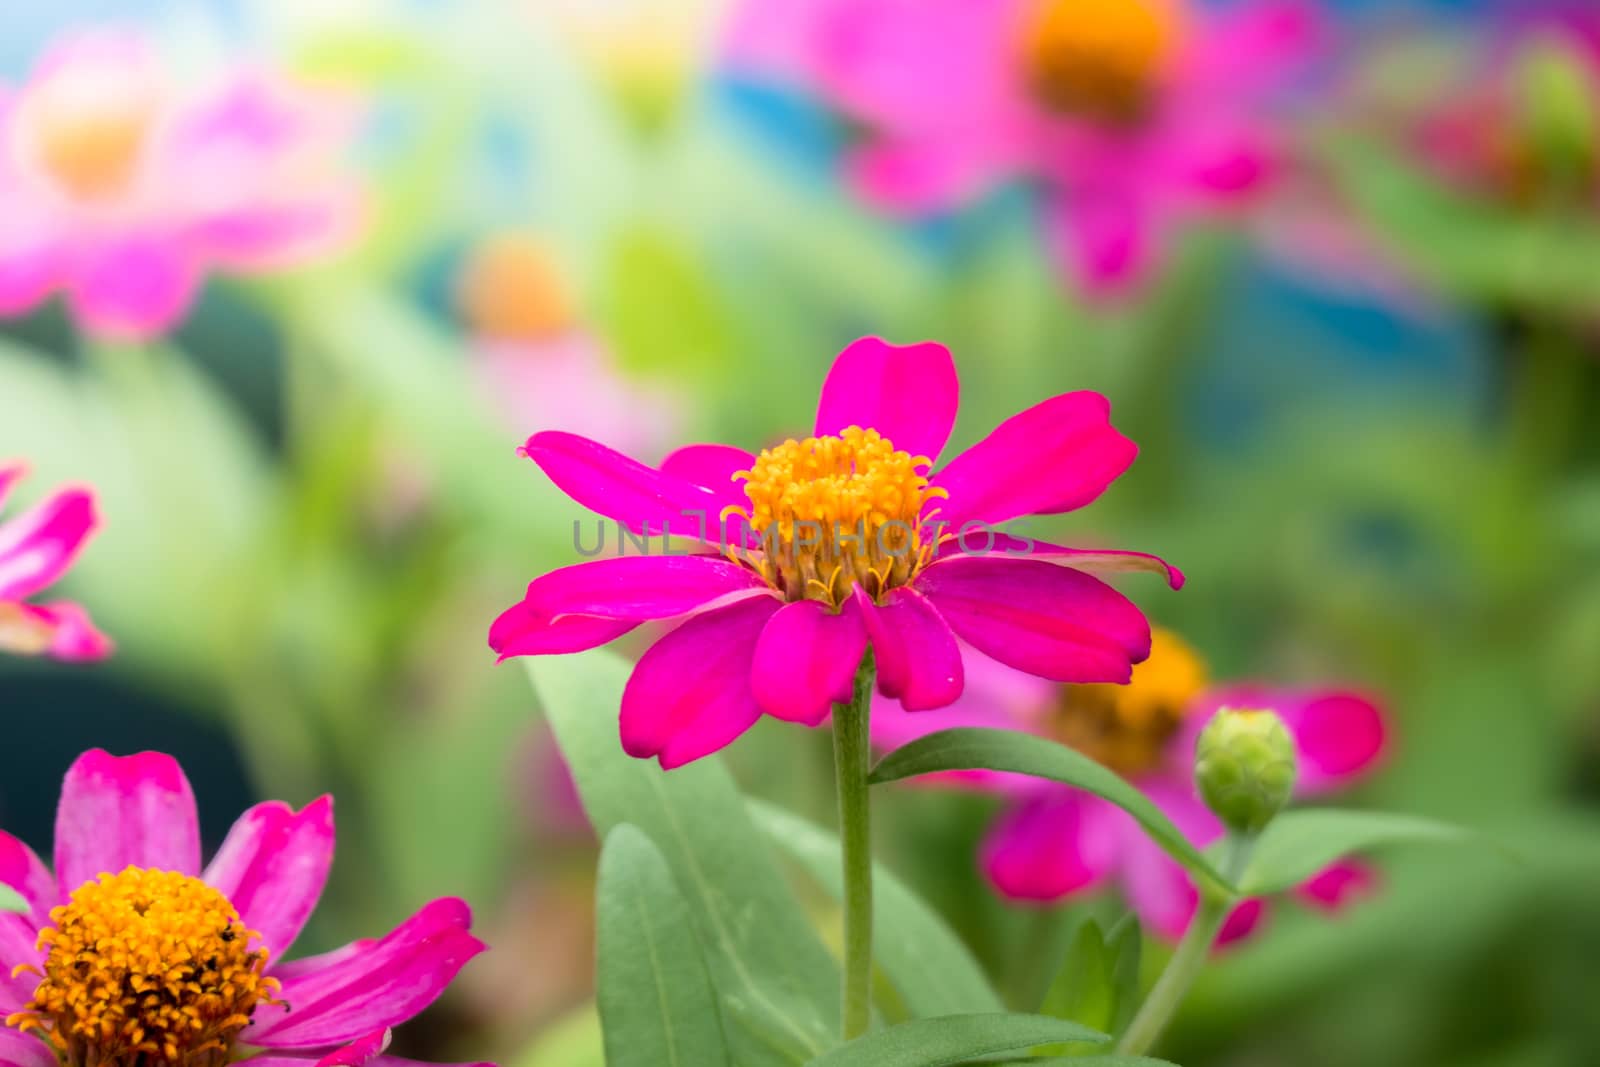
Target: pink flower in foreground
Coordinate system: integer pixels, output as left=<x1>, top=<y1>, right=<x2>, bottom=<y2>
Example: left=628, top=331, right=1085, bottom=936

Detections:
left=0, top=30, right=361, bottom=341
left=490, top=336, right=1182, bottom=768
left=723, top=0, right=1320, bottom=294
left=0, top=464, right=110, bottom=661
left=873, top=628, right=1389, bottom=942
left=0, top=750, right=488, bottom=1067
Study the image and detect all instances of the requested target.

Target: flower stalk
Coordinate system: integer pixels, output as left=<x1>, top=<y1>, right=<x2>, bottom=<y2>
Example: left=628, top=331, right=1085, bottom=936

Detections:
left=833, top=648, right=877, bottom=1041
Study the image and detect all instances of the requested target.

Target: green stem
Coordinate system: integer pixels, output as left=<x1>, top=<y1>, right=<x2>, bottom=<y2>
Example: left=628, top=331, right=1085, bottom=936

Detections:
left=1115, top=833, right=1254, bottom=1056
left=833, top=649, right=877, bottom=1042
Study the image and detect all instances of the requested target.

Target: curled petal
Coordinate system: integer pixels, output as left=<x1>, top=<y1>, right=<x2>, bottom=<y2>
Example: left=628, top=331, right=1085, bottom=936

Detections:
left=935, top=533, right=1183, bottom=590
left=519, top=555, right=768, bottom=622
left=855, top=585, right=963, bottom=711
left=54, top=749, right=200, bottom=894
left=204, top=797, right=335, bottom=960
left=488, top=598, right=637, bottom=662
left=814, top=337, right=960, bottom=463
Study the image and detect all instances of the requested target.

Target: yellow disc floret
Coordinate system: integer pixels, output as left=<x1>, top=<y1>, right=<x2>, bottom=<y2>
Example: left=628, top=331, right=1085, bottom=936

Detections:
left=7, top=868, right=281, bottom=1067
left=1020, top=0, right=1179, bottom=125
left=1051, top=627, right=1208, bottom=775
left=727, top=426, right=946, bottom=607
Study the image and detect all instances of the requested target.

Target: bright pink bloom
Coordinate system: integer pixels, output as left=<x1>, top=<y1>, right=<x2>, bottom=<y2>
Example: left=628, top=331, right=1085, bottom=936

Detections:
left=0, top=749, right=488, bottom=1067
left=491, top=336, right=1181, bottom=768
left=723, top=0, right=1320, bottom=295
left=0, top=464, right=110, bottom=661
left=872, top=628, right=1389, bottom=942
left=0, top=30, right=361, bottom=341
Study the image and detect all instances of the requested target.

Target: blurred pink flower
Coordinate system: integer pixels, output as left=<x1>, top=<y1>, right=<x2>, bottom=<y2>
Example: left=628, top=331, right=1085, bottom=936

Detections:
left=0, top=463, right=110, bottom=661
left=723, top=0, right=1320, bottom=294
left=490, top=336, right=1181, bottom=768
left=0, top=30, right=361, bottom=341
left=873, top=628, right=1389, bottom=943
left=0, top=749, right=489, bottom=1067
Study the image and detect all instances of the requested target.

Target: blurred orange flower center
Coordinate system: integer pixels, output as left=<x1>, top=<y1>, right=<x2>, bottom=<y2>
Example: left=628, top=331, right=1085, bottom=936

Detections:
left=457, top=236, right=576, bottom=341
left=1051, top=627, right=1208, bottom=775
left=0, top=604, right=54, bottom=656
left=26, top=83, right=153, bottom=201
left=6, top=868, right=281, bottom=1067
left=727, top=426, right=946, bottom=607
left=1020, top=0, right=1178, bottom=124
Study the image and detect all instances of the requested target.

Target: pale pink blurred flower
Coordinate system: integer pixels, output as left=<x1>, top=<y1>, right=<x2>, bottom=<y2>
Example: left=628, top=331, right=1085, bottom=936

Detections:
left=0, top=29, right=362, bottom=341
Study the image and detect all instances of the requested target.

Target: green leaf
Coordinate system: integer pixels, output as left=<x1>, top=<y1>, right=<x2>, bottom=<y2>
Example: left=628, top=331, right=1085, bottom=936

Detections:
left=997, top=1058, right=1177, bottom=1066
left=803, top=1014, right=1108, bottom=1067
left=869, top=729, right=1230, bottom=893
left=596, top=825, right=733, bottom=1067
left=1038, top=920, right=1114, bottom=1046
left=526, top=651, right=838, bottom=1065
left=749, top=800, right=1003, bottom=1020
left=1239, top=809, right=1470, bottom=897
left=1104, top=917, right=1143, bottom=1037
left=0, top=885, right=27, bottom=913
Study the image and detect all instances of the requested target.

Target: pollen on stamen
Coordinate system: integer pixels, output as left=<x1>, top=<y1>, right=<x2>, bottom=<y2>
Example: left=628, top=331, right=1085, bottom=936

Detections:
left=723, top=425, right=947, bottom=607
left=5, top=867, right=282, bottom=1067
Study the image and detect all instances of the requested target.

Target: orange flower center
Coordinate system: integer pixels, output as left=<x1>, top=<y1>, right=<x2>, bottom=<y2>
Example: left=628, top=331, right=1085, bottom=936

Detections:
left=456, top=235, right=576, bottom=341
left=1019, top=0, right=1179, bottom=125
left=726, top=426, right=946, bottom=607
left=1051, top=627, right=1208, bottom=775
left=0, top=603, right=54, bottom=656
left=6, top=868, right=281, bottom=1067
left=21, top=67, right=156, bottom=201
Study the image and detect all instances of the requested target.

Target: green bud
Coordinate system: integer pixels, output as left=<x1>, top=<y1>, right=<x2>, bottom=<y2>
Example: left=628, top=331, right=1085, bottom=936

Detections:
left=1194, top=709, right=1297, bottom=836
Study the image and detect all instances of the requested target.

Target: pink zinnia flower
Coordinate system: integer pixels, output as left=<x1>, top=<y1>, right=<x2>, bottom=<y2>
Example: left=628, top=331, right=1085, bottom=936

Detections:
left=0, top=30, right=361, bottom=341
left=490, top=336, right=1181, bottom=768
left=873, top=627, right=1389, bottom=942
left=0, top=464, right=110, bottom=661
left=723, top=0, right=1320, bottom=294
left=0, top=749, right=488, bottom=1067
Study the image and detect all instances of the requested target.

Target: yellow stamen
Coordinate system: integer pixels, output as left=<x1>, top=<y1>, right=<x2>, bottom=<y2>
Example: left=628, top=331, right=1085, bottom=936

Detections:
left=1051, top=627, right=1208, bottom=775
left=1020, top=0, right=1179, bottom=125
left=6, top=868, right=282, bottom=1067
left=724, top=426, right=946, bottom=607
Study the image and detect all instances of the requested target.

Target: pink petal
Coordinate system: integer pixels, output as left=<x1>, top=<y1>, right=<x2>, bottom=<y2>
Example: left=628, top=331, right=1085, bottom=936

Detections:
left=313, top=1029, right=391, bottom=1067
left=935, top=533, right=1184, bottom=590
left=29, top=601, right=113, bottom=661
left=66, top=235, right=202, bottom=343
left=980, top=788, right=1121, bottom=903
left=1117, top=784, right=1227, bottom=942
left=0, top=239, right=63, bottom=318
left=750, top=597, right=868, bottom=726
left=0, top=486, right=99, bottom=601
left=0, top=831, right=56, bottom=924
left=520, top=555, right=768, bottom=621
left=524, top=431, right=750, bottom=545
left=251, top=899, right=484, bottom=1048
left=204, top=797, right=335, bottom=960
left=1294, top=860, right=1379, bottom=912
left=1043, top=188, right=1157, bottom=299
left=0, top=1028, right=56, bottom=1067
left=814, top=337, right=959, bottom=463
left=845, top=137, right=1000, bottom=215
left=620, top=595, right=779, bottom=768
left=1182, top=0, right=1324, bottom=96
left=488, top=598, right=637, bottom=661
left=54, top=749, right=200, bottom=893
left=914, top=555, right=1150, bottom=684
left=0, top=913, right=44, bottom=1013
left=658, top=444, right=756, bottom=510
left=930, top=391, right=1137, bottom=529
left=0, top=466, right=22, bottom=511
left=855, top=585, right=963, bottom=711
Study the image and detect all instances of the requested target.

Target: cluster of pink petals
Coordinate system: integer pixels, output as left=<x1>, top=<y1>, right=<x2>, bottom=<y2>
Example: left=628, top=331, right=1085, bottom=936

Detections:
left=0, top=750, right=488, bottom=1067
left=0, top=30, right=361, bottom=341
left=872, top=655, right=1389, bottom=943
left=0, top=465, right=110, bottom=661
left=722, top=0, right=1321, bottom=294
left=490, top=336, right=1181, bottom=768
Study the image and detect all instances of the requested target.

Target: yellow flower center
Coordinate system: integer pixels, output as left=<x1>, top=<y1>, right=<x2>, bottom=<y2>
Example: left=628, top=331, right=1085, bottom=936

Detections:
left=6, top=868, right=282, bottom=1067
left=19, top=66, right=156, bottom=201
left=1019, top=0, right=1179, bottom=125
left=1051, top=627, right=1208, bottom=775
left=456, top=235, right=576, bottom=341
left=726, top=426, right=946, bottom=607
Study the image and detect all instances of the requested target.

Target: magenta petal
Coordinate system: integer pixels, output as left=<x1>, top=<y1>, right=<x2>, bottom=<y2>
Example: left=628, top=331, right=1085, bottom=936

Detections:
left=931, top=392, right=1137, bottom=529
left=54, top=749, right=201, bottom=893
left=0, top=238, right=62, bottom=319
left=1042, top=186, right=1155, bottom=298
left=251, top=899, right=484, bottom=1048
left=936, top=533, right=1184, bottom=590
left=521, top=555, right=768, bottom=621
left=488, top=597, right=637, bottom=661
left=23, top=601, right=114, bottom=662
left=1294, top=859, right=1379, bottom=912
left=0, top=1028, right=56, bottom=1067
left=980, top=788, right=1121, bottom=903
left=1119, top=784, right=1226, bottom=942
left=0, top=912, right=44, bottom=1013
left=204, top=797, right=335, bottom=960
left=619, top=595, right=779, bottom=768
left=855, top=586, right=963, bottom=711
left=0, top=486, right=99, bottom=601
left=524, top=430, right=746, bottom=545
left=914, top=555, right=1150, bottom=684
left=813, top=337, right=959, bottom=463
left=750, top=598, right=867, bottom=726
left=66, top=235, right=201, bottom=342
left=658, top=444, right=756, bottom=508
left=312, top=1029, right=392, bottom=1067
left=0, top=831, right=57, bottom=925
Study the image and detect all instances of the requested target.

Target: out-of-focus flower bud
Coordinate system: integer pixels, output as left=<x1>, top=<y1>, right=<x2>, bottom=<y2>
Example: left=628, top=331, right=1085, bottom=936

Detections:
left=1513, top=34, right=1600, bottom=192
left=1194, top=708, right=1297, bottom=835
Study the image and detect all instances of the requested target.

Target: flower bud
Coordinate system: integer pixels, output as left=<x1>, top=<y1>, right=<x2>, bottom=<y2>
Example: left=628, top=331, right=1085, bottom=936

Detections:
left=1194, top=708, right=1297, bottom=835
